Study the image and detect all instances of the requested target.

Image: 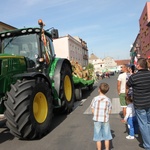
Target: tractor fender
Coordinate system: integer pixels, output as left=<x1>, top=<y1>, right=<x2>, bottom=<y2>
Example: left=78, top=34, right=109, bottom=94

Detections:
left=53, top=59, right=72, bottom=96
left=13, top=72, right=52, bottom=87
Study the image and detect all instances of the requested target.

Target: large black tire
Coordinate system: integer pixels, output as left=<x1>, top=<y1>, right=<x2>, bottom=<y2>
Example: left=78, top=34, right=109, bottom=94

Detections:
left=4, top=78, right=53, bottom=140
left=59, top=62, right=74, bottom=113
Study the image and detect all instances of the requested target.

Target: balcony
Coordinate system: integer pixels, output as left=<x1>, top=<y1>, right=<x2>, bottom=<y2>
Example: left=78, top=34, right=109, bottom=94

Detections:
left=83, top=54, right=88, bottom=60
left=82, top=46, right=88, bottom=51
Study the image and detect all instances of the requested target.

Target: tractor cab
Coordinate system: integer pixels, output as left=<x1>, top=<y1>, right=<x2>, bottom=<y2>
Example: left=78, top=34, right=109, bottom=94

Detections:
left=0, top=26, right=57, bottom=71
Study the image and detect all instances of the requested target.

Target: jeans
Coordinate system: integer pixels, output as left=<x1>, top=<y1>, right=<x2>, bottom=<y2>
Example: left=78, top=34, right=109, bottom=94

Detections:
left=135, top=108, right=150, bottom=150
left=93, top=121, right=112, bottom=141
left=127, top=116, right=138, bottom=136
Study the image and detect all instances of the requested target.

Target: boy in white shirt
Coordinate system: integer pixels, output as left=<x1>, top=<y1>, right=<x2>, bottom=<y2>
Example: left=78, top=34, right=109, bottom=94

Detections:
left=91, top=83, right=112, bottom=150
left=121, top=95, right=138, bottom=139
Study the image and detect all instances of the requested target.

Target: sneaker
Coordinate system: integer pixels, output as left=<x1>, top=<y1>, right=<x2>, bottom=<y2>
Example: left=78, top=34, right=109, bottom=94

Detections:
left=139, top=144, right=144, bottom=149
left=134, top=134, right=139, bottom=138
left=126, top=135, right=134, bottom=139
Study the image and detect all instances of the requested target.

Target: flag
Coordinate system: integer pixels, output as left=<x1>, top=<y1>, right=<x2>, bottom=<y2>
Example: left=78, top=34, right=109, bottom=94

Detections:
left=134, top=56, right=137, bottom=66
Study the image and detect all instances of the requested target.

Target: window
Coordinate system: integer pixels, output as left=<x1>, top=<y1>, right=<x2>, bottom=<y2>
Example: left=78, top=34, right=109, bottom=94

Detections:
left=2, top=34, right=38, bottom=58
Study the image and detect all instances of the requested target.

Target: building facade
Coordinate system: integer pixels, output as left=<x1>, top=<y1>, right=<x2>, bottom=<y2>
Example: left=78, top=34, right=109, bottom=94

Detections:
left=128, top=2, right=150, bottom=61
left=89, top=53, right=103, bottom=73
left=89, top=53, right=119, bottom=73
left=53, top=34, right=88, bottom=67
left=103, top=57, right=117, bottom=69
left=139, top=2, right=150, bottom=58
left=130, top=33, right=141, bottom=64
left=74, top=36, right=88, bottom=66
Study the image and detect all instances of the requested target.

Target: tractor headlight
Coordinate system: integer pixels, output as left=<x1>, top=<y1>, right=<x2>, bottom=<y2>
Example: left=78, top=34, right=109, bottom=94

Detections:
left=38, top=58, right=44, bottom=62
left=35, top=54, right=39, bottom=59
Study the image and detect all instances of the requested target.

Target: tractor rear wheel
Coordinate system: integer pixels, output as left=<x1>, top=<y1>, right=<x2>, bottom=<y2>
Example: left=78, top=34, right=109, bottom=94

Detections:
left=59, top=62, right=74, bottom=113
left=88, top=84, right=93, bottom=90
left=4, top=78, right=53, bottom=139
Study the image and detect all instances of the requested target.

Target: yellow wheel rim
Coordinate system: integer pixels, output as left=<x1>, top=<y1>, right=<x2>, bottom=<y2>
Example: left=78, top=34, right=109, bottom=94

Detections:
left=33, top=92, right=48, bottom=123
left=64, top=75, right=72, bottom=102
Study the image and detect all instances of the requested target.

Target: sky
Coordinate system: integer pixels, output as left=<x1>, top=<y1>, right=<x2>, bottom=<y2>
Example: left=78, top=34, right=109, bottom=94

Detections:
left=0, top=0, right=149, bottom=60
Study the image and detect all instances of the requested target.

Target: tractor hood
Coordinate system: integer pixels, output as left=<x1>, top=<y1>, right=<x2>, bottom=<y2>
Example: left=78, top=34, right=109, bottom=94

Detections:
left=0, top=54, right=27, bottom=100
left=0, top=53, right=25, bottom=57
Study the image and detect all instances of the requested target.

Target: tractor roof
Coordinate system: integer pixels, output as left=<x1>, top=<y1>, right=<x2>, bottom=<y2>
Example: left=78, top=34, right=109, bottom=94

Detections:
left=0, top=27, right=52, bottom=38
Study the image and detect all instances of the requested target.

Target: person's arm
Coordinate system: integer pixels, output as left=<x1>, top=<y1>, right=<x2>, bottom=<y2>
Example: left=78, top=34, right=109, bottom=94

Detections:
left=124, top=108, right=130, bottom=121
left=126, top=75, right=132, bottom=87
left=126, top=84, right=129, bottom=96
left=90, top=98, right=95, bottom=115
left=91, top=108, right=94, bottom=115
left=121, top=106, right=131, bottom=123
left=108, top=110, right=111, bottom=114
left=117, top=80, right=121, bottom=95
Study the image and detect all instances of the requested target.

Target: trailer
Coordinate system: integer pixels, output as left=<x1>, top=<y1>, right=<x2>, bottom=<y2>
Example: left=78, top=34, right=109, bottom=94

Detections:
left=73, top=76, right=94, bottom=100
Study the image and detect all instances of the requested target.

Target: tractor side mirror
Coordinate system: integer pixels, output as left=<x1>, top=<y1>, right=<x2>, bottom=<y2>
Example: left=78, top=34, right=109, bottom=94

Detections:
left=51, top=29, right=59, bottom=39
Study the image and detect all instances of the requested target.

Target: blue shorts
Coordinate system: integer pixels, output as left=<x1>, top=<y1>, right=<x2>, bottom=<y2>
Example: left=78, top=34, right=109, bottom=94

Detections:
left=93, top=121, right=112, bottom=141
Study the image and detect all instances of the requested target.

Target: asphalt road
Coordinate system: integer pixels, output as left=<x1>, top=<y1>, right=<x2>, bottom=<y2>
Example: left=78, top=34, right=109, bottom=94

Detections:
left=0, top=74, right=143, bottom=150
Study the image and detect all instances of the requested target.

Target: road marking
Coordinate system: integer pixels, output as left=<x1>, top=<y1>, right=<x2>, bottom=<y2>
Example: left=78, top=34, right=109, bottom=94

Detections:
left=83, top=105, right=92, bottom=114
left=111, top=98, right=122, bottom=114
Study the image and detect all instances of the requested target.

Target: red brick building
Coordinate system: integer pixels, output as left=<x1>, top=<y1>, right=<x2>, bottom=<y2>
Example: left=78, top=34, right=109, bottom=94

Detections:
left=130, top=2, right=150, bottom=63
left=140, top=2, right=150, bottom=58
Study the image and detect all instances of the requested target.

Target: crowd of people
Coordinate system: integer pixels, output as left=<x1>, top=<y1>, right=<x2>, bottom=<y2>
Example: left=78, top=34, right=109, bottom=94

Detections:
left=117, top=58, right=150, bottom=149
left=96, top=72, right=113, bottom=80
left=90, top=57, right=150, bottom=150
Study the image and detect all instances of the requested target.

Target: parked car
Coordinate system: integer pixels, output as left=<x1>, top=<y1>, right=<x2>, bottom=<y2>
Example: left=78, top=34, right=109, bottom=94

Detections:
left=109, top=71, right=115, bottom=76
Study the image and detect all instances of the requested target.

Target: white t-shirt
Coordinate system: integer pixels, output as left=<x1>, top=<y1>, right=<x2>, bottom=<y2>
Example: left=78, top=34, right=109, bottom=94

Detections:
left=124, top=103, right=135, bottom=121
left=117, top=72, right=127, bottom=93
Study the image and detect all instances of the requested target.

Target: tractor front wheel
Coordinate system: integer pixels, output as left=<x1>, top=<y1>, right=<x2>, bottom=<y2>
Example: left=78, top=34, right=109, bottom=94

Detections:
left=4, top=78, right=53, bottom=139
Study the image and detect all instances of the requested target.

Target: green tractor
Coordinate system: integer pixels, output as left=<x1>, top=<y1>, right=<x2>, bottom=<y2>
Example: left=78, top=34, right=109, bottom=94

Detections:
left=0, top=20, right=74, bottom=139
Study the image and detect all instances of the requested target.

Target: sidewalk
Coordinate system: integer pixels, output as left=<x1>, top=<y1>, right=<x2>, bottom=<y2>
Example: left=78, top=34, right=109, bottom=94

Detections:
left=109, top=98, right=143, bottom=150
left=109, top=114, right=143, bottom=150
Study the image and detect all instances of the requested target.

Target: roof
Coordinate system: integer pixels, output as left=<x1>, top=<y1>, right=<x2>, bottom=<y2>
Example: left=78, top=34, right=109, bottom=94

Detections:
left=115, top=59, right=130, bottom=66
left=0, top=21, right=17, bottom=29
left=89, top=53, right=99, bottom=60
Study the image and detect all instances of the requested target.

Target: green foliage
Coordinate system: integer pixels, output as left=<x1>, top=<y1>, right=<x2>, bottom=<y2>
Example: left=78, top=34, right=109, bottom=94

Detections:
left=85, top=63, right=94, bottom=79
left=86, top=63, right=94, bottom=71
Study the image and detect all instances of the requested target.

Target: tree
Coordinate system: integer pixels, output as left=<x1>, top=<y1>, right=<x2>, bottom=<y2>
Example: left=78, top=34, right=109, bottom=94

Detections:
left=85, top=63, right=94, bottom=79
left=86, top=63, right=94, bottom=71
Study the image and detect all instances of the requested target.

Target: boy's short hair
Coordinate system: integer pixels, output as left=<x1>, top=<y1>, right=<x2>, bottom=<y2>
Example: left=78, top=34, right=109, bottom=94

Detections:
left=99, top=83, right=109, bottom=94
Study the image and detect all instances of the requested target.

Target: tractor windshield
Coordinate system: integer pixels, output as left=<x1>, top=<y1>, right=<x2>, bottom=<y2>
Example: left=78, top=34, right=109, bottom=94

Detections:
left=1, top=34, right=39, bottom=60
